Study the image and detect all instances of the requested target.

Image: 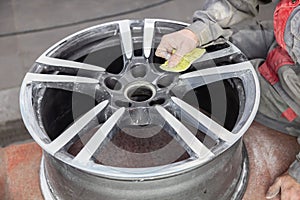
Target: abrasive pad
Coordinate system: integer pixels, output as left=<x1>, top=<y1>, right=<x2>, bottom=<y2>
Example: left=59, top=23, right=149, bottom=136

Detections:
left=160, top=48, right=206, bottom=72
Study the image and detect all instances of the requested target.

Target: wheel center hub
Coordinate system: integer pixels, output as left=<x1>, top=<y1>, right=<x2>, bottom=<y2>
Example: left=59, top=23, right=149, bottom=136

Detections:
left=124, top=81, right=156, bottom=102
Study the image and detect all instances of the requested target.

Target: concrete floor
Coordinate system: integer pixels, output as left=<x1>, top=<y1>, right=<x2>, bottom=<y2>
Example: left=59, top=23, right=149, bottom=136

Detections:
left=0, top=0, right=276, bottom=90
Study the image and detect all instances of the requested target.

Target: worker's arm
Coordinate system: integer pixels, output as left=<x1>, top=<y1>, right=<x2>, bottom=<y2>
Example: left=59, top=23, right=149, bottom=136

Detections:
left=187, top=0, right=259, bottom=46
left=266, top=8, right=300, bottom=198
left=280, top=7, right=300, bottom=186
left=284, top=6, right=300, bottom=65
left=285, top=8, right=300, bottom=190
left=156, top=0, right=259, bottom=67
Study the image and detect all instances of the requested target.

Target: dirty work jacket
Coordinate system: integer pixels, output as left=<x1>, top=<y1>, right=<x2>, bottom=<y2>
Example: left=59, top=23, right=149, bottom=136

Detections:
left=186, top=0, right=300, bottom=183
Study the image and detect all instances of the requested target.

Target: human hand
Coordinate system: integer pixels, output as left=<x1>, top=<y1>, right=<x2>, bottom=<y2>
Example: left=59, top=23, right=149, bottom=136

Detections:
left=266, top=171, right=300, bottom=200
left=155, top=29, right=199, bottom=68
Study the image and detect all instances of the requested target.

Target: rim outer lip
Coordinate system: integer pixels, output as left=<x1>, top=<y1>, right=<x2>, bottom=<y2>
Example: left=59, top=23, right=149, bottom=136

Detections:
left=39, top=144, right=250, bottom=199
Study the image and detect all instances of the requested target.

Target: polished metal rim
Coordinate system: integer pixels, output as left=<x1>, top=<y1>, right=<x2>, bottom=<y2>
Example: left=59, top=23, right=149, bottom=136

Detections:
left=20, top=19, right=260, bottom=180
left=39, top=145, right=249, bottom=200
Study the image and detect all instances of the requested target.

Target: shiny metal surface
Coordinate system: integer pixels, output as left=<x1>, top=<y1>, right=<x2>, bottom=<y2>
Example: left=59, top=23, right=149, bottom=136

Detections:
left=20, top=19, right=260, bottom=199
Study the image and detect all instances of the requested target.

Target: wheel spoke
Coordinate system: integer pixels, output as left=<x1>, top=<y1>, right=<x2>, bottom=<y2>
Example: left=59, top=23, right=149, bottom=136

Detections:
left=46, top=100, right=109, bottom=154
left=171, top=97, right=236, bottom=143
left=197, top=42, right=240, bottom=63
left=155, top=105, right=214, bottom=159
left=24, top=72, right=99, bottom=84
left=74, top=107, right=125, bottom=163
left=118, top=20, right=133, bottom=60
left=143, top=19, right=156, bottom=59
left=178, top=61, right=253, bottom=90
left=24, top=73, right=100, bottom=96
left=36, top=55, right=105, bottom=72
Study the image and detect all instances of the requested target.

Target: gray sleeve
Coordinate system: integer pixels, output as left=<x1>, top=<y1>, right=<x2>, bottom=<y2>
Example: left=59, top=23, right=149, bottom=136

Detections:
left=284, top=6, right=300, bottom=64
left=281, top=8, right=300, bottom=183
left=186, top=0, right=259, bottom=46
left=288, top=152, right=300, bottom=183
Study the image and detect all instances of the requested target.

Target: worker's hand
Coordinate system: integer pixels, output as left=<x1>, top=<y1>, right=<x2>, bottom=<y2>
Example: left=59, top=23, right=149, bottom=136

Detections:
left=266, top=171, right=300, bottom=200
left=155, top=29, right=199, bottom=68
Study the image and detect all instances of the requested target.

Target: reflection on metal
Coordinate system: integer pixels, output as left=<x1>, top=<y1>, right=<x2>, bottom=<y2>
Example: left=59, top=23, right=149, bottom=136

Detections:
left=36, top=54, right=105, bottom=71
left=156, top=105, right=214, bottom=159
left=118, top=20, right=133, bottom=60
left=74, top=107, right=125, bottom=163
left=196, top=42, right=240, bottom=63
left=143, top=19, right=156, bottom=58
left=47, top=100, right=109, bottom=155
left=20, top=19, right=260, bottom=200
left=171, top=97, right=236, bottom=143
left=24, top=72, right=99, bottom=84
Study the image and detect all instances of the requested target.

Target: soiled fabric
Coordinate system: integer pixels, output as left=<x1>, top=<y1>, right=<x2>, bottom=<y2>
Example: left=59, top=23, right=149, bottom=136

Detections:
left=243, top=121, right=300, bottom=199
left=186, top=0, right=300, bottom=183
left=186, top=0, right=259, bottom=46
left=283, top=4, right=300, bottom=64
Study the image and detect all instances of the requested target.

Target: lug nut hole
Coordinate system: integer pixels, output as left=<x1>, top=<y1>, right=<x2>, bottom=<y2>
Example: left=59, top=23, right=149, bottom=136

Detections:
left=115, top=100, right=132, bottom=107
left=149, top=98, right=165, bottom=106
left=131, top=64, right=147, bottom=78
left=104, top=77, right=122, bottom=90
left=157, top=75, right=176, bottom=88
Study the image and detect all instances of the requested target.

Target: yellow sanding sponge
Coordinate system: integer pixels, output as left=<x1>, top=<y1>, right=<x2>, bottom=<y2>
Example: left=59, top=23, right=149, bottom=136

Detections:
left=160, top=48, right=206, bottom=72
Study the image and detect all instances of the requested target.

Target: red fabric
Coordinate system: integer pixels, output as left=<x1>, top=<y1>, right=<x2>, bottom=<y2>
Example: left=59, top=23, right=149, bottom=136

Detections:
left=273, top=0, right=300, bottom=50
left=258, top=62, right=279, bottom=85
left=258, top=46, right=296, bottom=122
left=281, top=107, right=298, bottom=122
left=258, top=1, right=299, bottom=122
left=258, top=46, right=294, bottom=85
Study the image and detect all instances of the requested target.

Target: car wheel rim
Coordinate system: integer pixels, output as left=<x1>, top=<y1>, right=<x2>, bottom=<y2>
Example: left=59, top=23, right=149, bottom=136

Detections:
left=20, top=19, right=260, bottom=199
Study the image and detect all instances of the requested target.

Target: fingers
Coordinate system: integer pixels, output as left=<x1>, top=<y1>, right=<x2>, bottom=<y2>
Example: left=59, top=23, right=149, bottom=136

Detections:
left=281, top=187, right=300, bottom=200
left=266, top=174, right=300, bottom=200
left=266, top=177, right=282, bottom=199
left=155, top=29, right=199, bottom=68
left=155, top=35, right=181, bottom=68
left=280, top=187, right=290, bottom=200
left=280, top=175, right=300, bottom=200
left=156, top=40, right=182, bottom=68
left=167, top=54, right=181, bottom=68
left=168, top=45, right=192, bottom=68
left=155, top=35, right=174, bottom=59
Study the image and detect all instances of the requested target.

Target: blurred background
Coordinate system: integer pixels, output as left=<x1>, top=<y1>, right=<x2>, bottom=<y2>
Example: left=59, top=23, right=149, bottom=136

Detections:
left=0, top=0, right=276, bottom=146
